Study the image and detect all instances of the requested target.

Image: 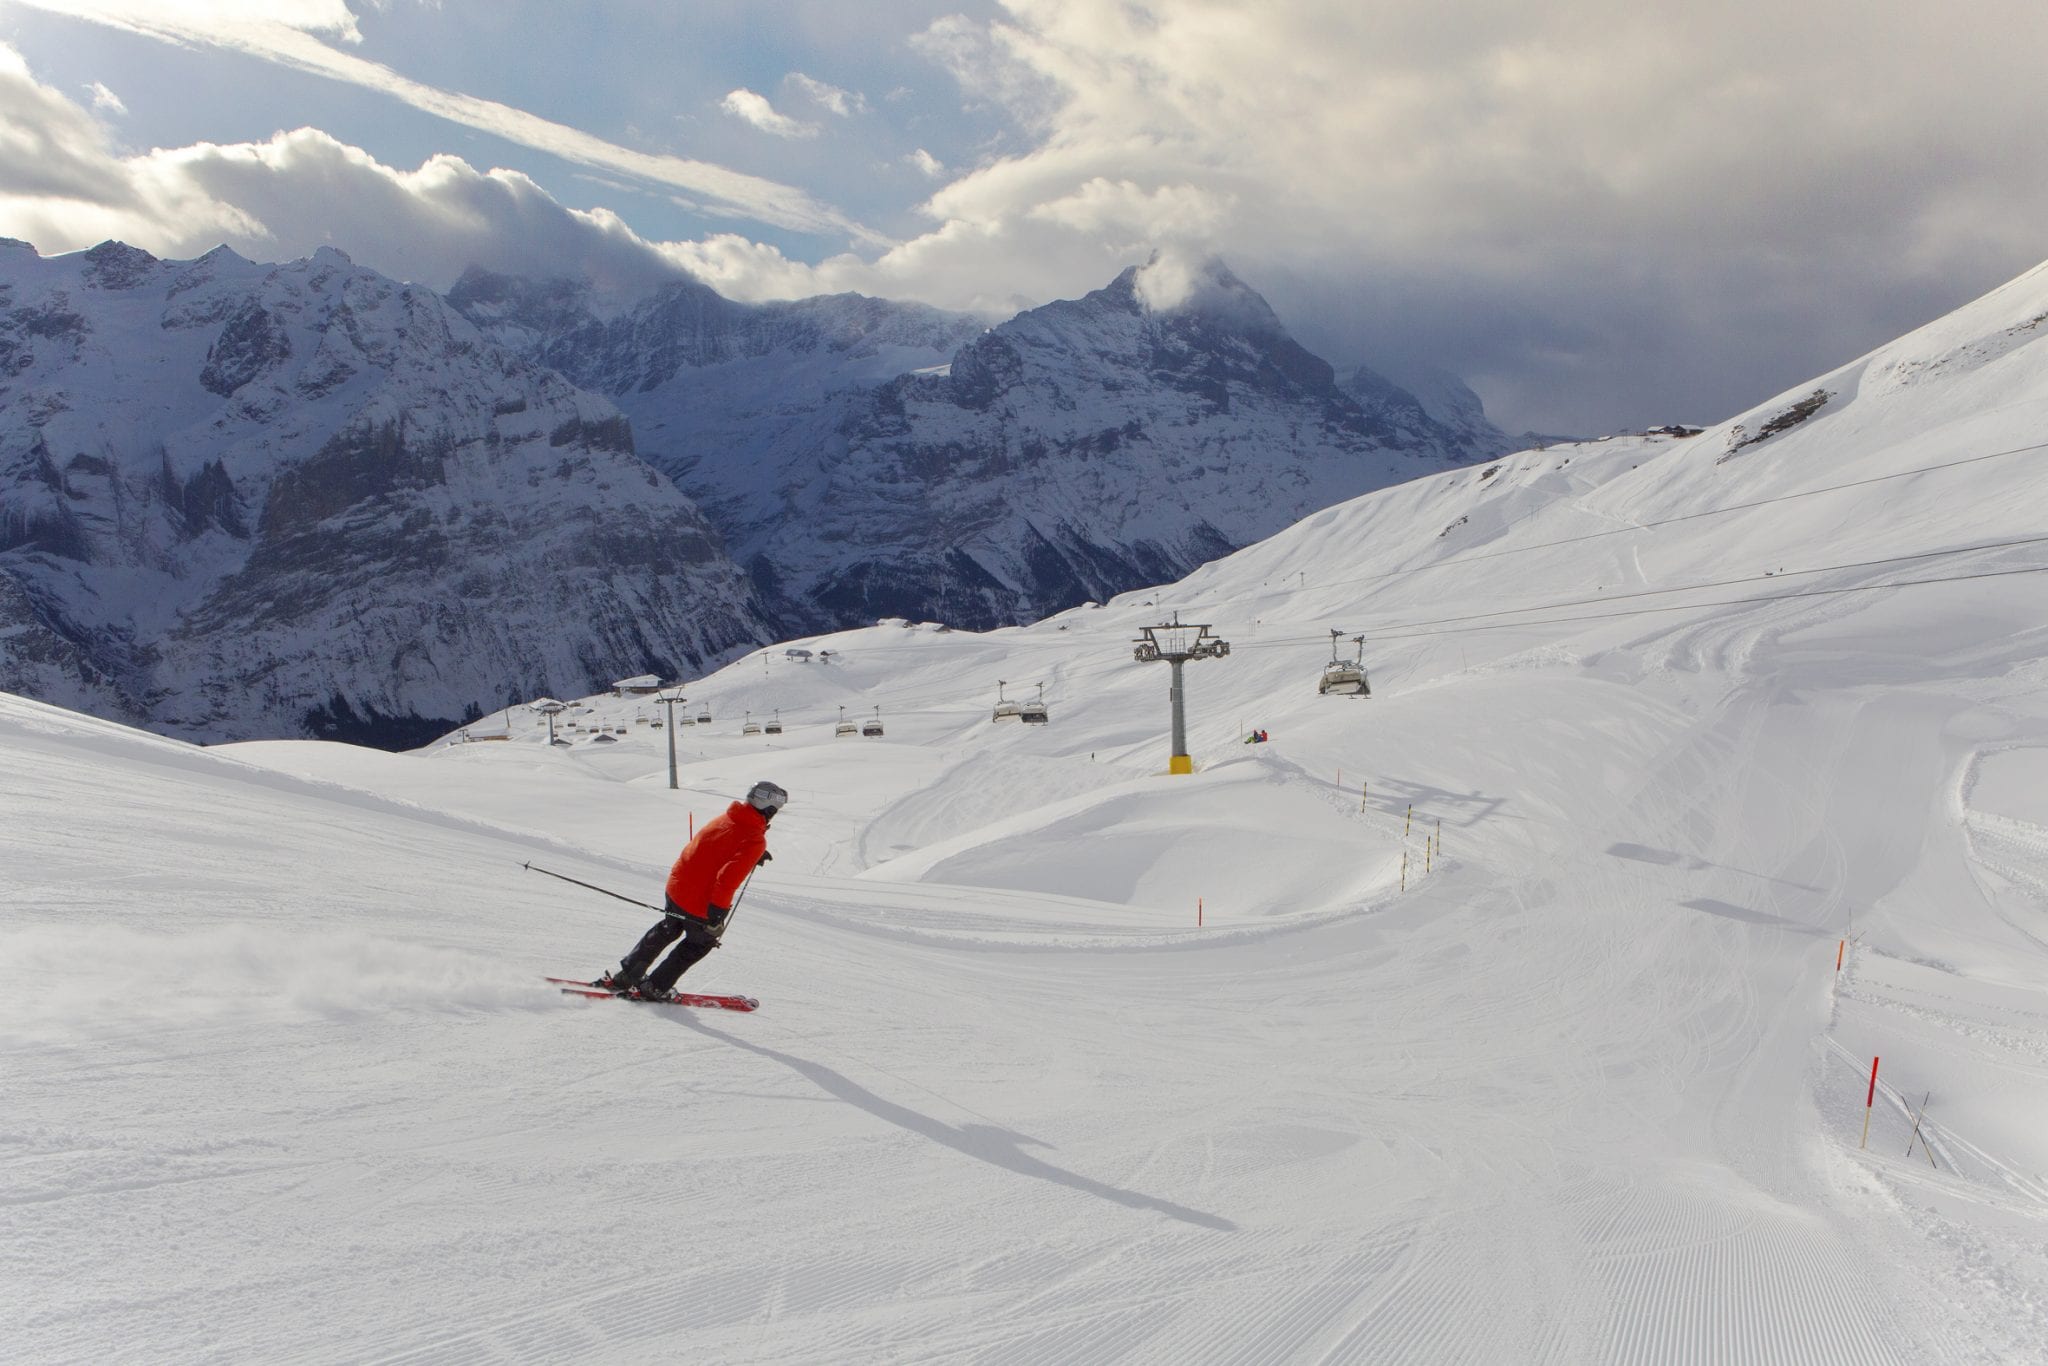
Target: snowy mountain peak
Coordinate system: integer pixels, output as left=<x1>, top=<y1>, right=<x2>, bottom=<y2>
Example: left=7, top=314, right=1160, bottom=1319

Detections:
left=0, top=240, right=768, bottom=744
left=1131, top=253, right=1287, bottom=335
left=79, top=239, right=161, bottom=290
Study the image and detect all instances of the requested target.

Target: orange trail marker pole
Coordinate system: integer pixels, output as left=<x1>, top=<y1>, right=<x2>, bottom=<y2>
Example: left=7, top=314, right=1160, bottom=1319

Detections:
left=688, top=812, right=695, bottom=839
left=1860, top=1056, right=1879, bottom=1149
left=1198, top=897, right=1203, bottom=928
left=1836, top=938, right=1845, bottom=972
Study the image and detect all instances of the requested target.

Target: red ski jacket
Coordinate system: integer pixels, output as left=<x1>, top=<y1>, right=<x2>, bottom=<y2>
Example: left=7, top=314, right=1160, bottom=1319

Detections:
left=665, top=801, right=768, bottom=918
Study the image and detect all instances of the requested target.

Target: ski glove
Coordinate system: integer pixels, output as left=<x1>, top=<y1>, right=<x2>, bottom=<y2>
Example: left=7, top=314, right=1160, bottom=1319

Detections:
left=757, top=851, right=773, bottom=866
left=706, top=904, right=731, bottom=931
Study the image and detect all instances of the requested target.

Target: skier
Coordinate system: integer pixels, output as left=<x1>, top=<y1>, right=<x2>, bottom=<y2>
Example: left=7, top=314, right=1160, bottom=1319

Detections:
left=598, top=780, right=786, bottom=999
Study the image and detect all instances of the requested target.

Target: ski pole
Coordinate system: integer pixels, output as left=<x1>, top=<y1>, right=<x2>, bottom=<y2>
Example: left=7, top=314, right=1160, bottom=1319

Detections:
left=521, top=861, right=662, bottom=913
left=713, top=866, right=762, bottom=941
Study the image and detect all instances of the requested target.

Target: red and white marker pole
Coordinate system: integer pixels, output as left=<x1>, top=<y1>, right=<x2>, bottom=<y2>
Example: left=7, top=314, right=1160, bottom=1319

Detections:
left=1860, top=1055, right=1879, bottom=1149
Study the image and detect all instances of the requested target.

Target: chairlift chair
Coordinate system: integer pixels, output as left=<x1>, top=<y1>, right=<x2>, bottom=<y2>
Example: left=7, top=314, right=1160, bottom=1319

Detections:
left=696, top=705, right=712, bottom=724
left=764, top=710, right=783, bottom=736
left=1317, top=630, right=1372, bottom=697
left=991, top=680, right=1023, bottom=724
left=1019, top=682, right=1050, bottom=725
left=742, top=711, right=762, bottom=737
left=862, top=707, right=885, bottom=738
left=835, top=706, right=858, bottom=737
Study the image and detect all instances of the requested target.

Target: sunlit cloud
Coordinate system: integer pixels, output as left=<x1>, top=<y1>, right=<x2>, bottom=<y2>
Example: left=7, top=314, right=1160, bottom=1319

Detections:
left=5, top=0, right=880, bottom=243
left=788, top=72, right=864, bottom=118
left=719, top=89, right=817, bottom=140
left=906, top=148, right=944, bottom=179
left=85, top=80, right=126, bottom=115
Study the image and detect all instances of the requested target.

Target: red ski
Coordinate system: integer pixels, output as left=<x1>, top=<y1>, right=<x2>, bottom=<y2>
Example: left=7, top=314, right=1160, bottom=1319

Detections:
left=547, top=977, right=758, bottom=1012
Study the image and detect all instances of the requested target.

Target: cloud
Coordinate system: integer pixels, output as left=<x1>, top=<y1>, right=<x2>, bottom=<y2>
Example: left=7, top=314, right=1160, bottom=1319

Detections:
left=9, top=3, right=2048, bottom=433
left=85, top=80, right=126, bottom=115
left=719, top=88, right=817, bottom=140
left=873, top=0, right=2048, bottom=431
left=788, top=72, right=865, bottom=118
left=0, top=45, right=144, bottom=205
left=0, top=52, right=691, bottom=295
left=6, top=0, right=878, bottom=244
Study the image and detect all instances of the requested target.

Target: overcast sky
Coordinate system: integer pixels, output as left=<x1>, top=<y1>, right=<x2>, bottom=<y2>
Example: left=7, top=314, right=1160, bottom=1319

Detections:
left=2, top=0, right=2043, bottom=433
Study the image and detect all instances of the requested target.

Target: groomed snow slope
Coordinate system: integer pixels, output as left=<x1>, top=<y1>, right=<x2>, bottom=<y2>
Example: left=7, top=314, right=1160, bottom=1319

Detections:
left=8, top=260, right=2048, bottom=1361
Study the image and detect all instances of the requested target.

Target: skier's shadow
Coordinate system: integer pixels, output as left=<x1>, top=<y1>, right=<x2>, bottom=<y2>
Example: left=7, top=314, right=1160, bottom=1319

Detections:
left=671, top=1016, right=1237, bottom=1232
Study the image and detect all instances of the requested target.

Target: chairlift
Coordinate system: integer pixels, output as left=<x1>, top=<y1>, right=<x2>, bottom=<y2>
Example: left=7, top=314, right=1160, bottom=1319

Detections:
left=1019, top=682, right=1050, bottom=725
left=696, top=705, right=712, bottom=724
left=862, top=706, right=885, bottom=738
left=764, top=710, right=783, bottom=736
left=991, top=679, right=1023, bottom=724
left=742, top=710, right=762, bottom=737
left=835, top=705, right=858, bottom=738
left=1317, top=629, right=1372, bottom=697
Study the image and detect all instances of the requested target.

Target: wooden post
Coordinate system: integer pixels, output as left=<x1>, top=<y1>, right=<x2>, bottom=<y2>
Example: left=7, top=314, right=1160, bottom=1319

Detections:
left=1425, top=839, right=1432, bottom=874
left=1860, top=1056, right=1879, bottom=1149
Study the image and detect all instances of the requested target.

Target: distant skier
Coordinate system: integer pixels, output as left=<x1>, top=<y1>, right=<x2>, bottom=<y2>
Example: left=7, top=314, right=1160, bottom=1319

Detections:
left=598, top=780, right=785, bottom=999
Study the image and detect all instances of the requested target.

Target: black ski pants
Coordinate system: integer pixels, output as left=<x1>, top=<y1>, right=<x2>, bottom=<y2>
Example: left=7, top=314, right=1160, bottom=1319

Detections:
left=616, top=898, right=720, bottom=993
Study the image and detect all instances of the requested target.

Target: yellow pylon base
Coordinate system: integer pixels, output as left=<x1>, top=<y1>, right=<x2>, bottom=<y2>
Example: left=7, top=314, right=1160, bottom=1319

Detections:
left=1169, top=754, right=1194, bottom=774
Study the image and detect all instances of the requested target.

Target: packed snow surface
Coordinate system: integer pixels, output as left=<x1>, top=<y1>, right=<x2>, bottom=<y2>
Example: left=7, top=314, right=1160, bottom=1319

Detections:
left=7, top=259, right=2048, bottom=1360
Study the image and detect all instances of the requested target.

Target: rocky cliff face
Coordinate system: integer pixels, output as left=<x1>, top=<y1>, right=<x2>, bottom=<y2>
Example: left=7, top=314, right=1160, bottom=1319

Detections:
left=457, top=259, right=1503, bottom=631
left=0, top=239, right=766, bottom=744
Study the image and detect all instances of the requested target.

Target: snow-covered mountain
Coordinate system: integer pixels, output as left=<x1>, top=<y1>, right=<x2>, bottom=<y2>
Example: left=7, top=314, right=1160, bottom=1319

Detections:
left=456, top=259, right=1505, bottom=632
left=9, top=250, right=2048, bottom=1360
left=1339, top=360, right=1515, bottom=458
left=0, top=239, right=767, bottom=745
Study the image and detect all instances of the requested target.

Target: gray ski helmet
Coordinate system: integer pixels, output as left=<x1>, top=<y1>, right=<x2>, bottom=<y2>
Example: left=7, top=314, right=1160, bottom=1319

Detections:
left=746, top=780, right=789, bottom=814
